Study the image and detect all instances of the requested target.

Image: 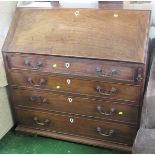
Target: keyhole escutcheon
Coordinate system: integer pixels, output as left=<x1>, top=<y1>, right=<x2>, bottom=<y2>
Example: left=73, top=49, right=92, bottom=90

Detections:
left=65, top=63, right=70, bottom=68
left=70, top=118, right=74, bottom=123
left=68, top=98, right=73, bottom=103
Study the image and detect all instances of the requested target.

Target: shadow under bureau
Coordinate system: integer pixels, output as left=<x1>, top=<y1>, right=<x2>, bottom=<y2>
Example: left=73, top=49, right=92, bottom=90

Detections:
left=2, top=6, right=150, bottom=152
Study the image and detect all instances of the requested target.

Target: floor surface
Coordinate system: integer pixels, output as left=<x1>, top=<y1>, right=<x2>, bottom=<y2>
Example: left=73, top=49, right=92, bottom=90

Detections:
left=0, top=130, right=120, bottom=154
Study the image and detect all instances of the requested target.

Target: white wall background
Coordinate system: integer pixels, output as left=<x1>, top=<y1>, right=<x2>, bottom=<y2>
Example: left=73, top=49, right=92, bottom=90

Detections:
left=0, top=1, right=17, bottom=140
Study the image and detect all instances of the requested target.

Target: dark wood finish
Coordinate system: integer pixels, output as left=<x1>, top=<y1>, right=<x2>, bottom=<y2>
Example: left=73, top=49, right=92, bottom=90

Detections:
left=15, top=126, right=132, bottom=153
left=5, top=52, right=144, bottom=84
left=2, top=6, right=150, bottom=152
left=2, top=8, right=150, bottom=63
left=15, top=108, right=137, bottom=145
left=8, top=71, right=140, bottom=102
left=11, top=88, right=139, bottom=125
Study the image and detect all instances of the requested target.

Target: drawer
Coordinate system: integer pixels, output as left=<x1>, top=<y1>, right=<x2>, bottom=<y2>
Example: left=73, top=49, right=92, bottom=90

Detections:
left=9, top=71, right=140, bottom=102
left=15, top=108, right=137, bottom=145
left=5, top=53, right=142, bottom=84
left=12, top=88, right=139, bottom=124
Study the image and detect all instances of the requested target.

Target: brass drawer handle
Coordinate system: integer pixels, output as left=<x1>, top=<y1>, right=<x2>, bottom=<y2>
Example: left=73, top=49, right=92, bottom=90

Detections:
left=24, top=59, right=43, bottom=70
left=27, top=78, right=46, bottom=87
left=136, top=67, right=143, bottom=82
left=33, top=117, right=50, bottom=126
left=96, top=85, right=117, bottom=96
left=136, top=74, right=143, bottom=82
left=96, top=67, right=102, bottom=73
left=96, top=127, right=115, bottom=137
left=97, top=106, right=115, bottom=116
left=30, top=95, right=48, bottom=104
left=96, top=67, right=117, bottom=77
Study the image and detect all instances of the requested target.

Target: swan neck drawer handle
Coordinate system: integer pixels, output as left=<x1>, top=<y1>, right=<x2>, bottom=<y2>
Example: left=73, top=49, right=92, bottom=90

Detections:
left=33, top=117, right=50, bottom=126
left=28, top=78, right=46, bottom=87
left=97, top=106, right=115, bottom=115
left=96, top=67, right=117, bottom=77
left=30, top=95, right=48, bottom=104
left=96, top=85, right=117, bottom=96
left=96, top=127, right=115, bottom=137
left=24, top=59, right=43, bottom=70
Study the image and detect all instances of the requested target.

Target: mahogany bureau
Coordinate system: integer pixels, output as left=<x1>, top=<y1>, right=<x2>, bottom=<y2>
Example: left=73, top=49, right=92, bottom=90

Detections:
left=2, top=6, right=150, bottom=152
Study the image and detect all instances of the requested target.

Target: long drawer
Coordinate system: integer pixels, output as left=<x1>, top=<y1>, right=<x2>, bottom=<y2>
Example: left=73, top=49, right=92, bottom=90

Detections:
left=15, top=108, right=137, bottom=145
left=5, top=53, right=142, bottom=84
left=8, top=71, right=140, bottom=102
left=11, top=88, right=139, bottom=124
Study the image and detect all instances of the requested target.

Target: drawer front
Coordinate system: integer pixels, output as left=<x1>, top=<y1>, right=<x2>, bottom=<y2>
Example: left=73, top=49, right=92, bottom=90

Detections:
left=12, top=88, right=138, bottom=124
left=5, top=53, right=140, bottom=83
left=16, top=108, right=137, bottom=145
left=9, top=71, right=140, bottom=102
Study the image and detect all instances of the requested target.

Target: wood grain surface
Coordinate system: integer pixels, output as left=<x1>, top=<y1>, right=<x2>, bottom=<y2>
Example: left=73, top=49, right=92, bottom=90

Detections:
left=3, top=8, right=150, bottom=63
left=2, top=6, right=151, bottom=152
left=15, top=108, right=137, bottom=145
left=5, top=52, right=143, bottom=84
left=8, top=71, right=140, bottom=102
left=11, top=88, right=139, bottom=125
left=15, top=125, right=132, bottom=152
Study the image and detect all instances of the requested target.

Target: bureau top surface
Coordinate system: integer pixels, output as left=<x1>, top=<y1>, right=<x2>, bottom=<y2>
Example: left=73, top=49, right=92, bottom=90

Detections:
left=3, top=8, right=150, bottom=63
